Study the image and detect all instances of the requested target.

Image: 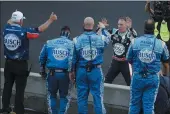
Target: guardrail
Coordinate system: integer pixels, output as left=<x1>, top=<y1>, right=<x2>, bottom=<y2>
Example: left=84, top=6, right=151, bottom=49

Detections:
left=0, top=68, right=130, bottom=112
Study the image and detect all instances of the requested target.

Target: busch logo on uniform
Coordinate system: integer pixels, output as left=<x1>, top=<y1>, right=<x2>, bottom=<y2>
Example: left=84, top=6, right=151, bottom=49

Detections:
left=53, top=48, right=69, bottom=60
left=113, top=43, right=125, bottom=56
left=82, top=46, right=98, bottom=60
left=138, top=48, right=156, bottom=63
left=4, top=34, right=21, bottom=51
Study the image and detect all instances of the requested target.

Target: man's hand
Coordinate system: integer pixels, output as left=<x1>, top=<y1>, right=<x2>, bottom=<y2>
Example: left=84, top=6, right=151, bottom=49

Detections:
left=7, top=19, right=12, bottom=24
left=40, top=66, right=47, bottom=80
left=38, top=12, right=57, bottom=32
left=101, top=18, right=109, bottom=27
left=40, top=72, right=47, bottom=80
left=98, top=18, right=109, bottom=29
left=98, top=22, right=105, bottom=29
left=69, top=72, right=75, bottom=83
left=49, top=12, right=57, bottom=22
left=146, top=1, right=150, bottom=4
left=162, top=62, right=169, bottom=77
left=126, top=20, right=132, bottom=28
left=145, top=0, right=153, bottom=13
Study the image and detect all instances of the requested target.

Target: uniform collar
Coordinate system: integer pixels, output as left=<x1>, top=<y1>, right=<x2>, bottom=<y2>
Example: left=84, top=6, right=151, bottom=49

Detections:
left=60, top=36, right=68, bottom=39
left=83, top=31, right=95, bottom=35
left=10, top=24, right=21, bottom=27
left=144, top=34, right=155, bottom=38
left=84, top=29, right=93, bottom=32
left=118, top=30, right=128, bottom=36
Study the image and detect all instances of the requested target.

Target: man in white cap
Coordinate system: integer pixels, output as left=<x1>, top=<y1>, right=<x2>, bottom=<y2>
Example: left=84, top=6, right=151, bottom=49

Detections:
left=69, top=17, right=110, bottom=114
left=10, top=10, right=26, bottom=23
left=1, top=10, right=57, bottom=114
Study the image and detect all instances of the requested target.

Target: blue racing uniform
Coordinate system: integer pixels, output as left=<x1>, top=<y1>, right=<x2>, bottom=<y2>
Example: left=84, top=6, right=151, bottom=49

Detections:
left=2, top=23, right=40, bottom=114
left=72, top=30, right=110, bottom=114
left=3, top=23, right=40, bottom=60
left=126, top=34, right=169, bottom=114
left=39, top=36, right=74, bottom=114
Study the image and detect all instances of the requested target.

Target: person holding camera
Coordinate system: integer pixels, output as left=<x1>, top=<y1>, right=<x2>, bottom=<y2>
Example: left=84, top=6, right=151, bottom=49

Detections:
left=145, top=1, right=170, bottom=57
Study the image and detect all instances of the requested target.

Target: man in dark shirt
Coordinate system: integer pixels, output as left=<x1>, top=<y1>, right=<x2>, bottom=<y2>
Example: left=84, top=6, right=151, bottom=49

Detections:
left=97, top=17, right=137, bottom=86
left=0, top=10, right=57, bottom=114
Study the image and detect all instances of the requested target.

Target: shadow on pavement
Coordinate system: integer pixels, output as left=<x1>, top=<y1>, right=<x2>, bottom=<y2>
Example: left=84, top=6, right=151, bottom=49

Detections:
left=25, top=101, right=128, bottom=114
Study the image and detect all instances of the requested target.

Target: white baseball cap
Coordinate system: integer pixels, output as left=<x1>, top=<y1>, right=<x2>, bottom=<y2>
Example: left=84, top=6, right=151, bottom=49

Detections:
left=11, top=10, right=26, bottom=22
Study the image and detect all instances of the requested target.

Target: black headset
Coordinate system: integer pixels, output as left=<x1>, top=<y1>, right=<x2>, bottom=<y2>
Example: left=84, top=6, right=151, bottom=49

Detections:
left=60, top=26, right=71, bottom=38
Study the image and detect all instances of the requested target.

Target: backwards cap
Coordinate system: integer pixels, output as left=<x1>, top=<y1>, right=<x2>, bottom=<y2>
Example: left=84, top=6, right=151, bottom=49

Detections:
left=11, top=10, right=26, bottom=22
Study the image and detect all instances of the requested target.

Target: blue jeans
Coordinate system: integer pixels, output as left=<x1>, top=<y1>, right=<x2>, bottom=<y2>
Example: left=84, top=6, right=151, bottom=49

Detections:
left=129, top=73, right=159, bottom=114
left=46, top=72, right=70, bottom=114
left=76, top=67, right=106, bottom=114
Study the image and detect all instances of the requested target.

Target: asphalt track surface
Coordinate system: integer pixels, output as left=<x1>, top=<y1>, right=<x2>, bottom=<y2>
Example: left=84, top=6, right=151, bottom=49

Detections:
left=0, top=1, right=149, bottom=114
left=24, top=104, right=128, bottom=114
left=24, top=101, right=128, bottom=114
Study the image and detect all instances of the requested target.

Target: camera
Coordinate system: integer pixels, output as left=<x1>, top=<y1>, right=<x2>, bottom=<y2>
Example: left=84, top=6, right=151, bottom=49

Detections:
left=154, top=1, right=170, bottom=20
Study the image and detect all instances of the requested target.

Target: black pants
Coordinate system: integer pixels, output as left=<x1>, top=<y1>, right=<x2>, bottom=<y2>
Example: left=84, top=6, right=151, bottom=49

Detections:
left=155, top=85, right=170, bottom=114
left=104, top=59, right=131, bottom=86
left=2, top=59, right=28, bottom=114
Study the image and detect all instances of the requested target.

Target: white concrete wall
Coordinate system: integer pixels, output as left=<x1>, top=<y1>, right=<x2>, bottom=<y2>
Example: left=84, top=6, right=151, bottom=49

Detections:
left=0, top=68, right=130, bottom=112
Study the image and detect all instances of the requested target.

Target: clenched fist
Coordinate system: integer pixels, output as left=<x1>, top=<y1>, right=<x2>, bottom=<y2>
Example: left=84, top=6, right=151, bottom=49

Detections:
left=49, top=12, right=57, bottom=21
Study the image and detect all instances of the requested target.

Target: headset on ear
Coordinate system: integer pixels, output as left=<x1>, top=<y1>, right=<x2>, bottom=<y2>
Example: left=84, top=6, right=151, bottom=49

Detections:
left=60, top=31, right=70, bottom=37
left=60, top=26, right=71, bottom=38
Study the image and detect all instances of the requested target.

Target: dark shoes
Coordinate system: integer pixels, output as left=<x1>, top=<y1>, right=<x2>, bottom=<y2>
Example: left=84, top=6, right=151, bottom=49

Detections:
left=0, top=108, right=11, bottom=114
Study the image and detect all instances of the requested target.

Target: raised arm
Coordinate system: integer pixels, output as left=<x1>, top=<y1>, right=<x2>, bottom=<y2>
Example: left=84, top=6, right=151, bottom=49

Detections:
left=38, top=12, right=57, bottom=32
left=96, top=18, right=111, bottom=46
left=145, top=1, right=154, bottom=15
left=26, top=12, right=57, bottom=39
